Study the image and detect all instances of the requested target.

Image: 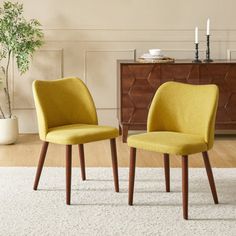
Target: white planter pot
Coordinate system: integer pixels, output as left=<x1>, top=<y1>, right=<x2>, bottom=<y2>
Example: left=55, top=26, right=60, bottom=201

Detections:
left=0, top=117, right=19, bottom=144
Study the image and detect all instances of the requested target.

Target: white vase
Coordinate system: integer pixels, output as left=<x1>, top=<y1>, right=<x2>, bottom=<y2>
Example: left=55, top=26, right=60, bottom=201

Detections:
left=0, top=116, right=19, bottom=144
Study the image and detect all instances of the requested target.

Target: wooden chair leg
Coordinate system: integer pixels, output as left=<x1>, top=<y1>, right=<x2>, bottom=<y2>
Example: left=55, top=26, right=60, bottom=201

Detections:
left=33, top=142, right=49, bottom=190
left=164, top=153, right=170, bottom=192
left=66, top=145, right=72, bottom=205
left=128, top=147, right=136, bottom=205
left=202, top=151, right=219, bottom=204
left=182, top=155, right=188, bottom=220
left=110, top=138, right=119, bottom=192
left=78, top=144, right=86, bottom=181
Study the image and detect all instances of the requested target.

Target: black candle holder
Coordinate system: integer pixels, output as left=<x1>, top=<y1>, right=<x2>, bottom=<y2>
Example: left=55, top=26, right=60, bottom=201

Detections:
left=192, top=43, right=202, bottom=63
left=204, top=35, right=213, bottom=62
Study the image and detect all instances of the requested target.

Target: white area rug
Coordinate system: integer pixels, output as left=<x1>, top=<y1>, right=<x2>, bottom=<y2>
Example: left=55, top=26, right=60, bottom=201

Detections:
left=0, top=168, right=236, bottom=236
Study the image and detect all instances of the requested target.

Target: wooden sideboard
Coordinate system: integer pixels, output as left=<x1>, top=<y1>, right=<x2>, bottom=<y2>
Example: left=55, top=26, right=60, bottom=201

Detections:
left=117, top=60, right=236, bottom=142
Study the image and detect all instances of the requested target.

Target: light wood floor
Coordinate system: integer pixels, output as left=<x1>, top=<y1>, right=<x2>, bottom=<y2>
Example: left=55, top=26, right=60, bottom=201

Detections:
left=0, top=134, right=236, bottom=167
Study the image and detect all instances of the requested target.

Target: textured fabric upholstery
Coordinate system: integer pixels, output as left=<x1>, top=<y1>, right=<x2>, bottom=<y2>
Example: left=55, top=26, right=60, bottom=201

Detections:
left=33, top=77, right=119, bottom=144
left=46, top=124, right=119, bottom=145
left=128, top=131, right=207, bottom=155
left=128, top=82, right=219, bottom=155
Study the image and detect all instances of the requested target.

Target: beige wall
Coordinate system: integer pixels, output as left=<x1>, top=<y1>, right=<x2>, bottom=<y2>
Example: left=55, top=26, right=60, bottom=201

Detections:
left=9, top=0, right=236, bottom=132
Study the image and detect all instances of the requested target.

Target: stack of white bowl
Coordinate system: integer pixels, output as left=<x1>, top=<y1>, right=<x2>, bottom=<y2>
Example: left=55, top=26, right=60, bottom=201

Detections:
left=140, top=49, right=164, bottom=59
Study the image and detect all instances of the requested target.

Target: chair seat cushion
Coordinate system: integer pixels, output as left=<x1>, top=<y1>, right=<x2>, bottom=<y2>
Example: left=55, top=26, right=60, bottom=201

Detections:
left=46, top=124, right=119, bottom=145
left=127, top=131, right=208, bottom=155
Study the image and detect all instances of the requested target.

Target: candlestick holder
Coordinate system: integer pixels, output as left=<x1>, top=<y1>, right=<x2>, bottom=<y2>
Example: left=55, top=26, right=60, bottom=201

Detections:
left=204, top=35, right=213, bottom=62
left=192, top=43, right=202, bottom=63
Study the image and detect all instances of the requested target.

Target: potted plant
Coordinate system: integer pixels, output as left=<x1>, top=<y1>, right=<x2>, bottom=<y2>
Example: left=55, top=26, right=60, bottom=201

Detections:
left=0, top=1, right=44, bottom=144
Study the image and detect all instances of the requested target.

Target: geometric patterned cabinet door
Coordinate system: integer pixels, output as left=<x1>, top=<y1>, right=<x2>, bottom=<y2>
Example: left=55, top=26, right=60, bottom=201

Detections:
left=117, top=60, right=236, bottom=142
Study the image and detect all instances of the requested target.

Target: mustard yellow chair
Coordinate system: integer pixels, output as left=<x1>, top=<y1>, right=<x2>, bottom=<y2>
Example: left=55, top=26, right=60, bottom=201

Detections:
left=127, top=81, right=219, bottom=220
left=32, top=77, right=119, bottom=205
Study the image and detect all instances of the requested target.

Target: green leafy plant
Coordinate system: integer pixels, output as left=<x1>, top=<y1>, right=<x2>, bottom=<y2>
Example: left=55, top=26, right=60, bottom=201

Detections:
left=0, top=1, right=44, bottom=118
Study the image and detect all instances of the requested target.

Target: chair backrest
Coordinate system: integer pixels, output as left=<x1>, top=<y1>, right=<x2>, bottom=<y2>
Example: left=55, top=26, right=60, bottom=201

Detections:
left=147, top=81, right=219, bottom=149
left=32, top=77, right=98, bottom=140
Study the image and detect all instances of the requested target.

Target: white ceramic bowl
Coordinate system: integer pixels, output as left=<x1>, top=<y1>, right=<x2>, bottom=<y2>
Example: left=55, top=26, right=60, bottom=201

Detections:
left=149, top=49, right=162, bottom=56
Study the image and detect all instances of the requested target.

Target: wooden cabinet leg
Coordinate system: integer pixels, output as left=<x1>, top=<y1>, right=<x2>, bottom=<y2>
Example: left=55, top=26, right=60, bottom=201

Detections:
left=119, top=125, right=122, bottom=135
left=122, top=125, right=129, bottom=143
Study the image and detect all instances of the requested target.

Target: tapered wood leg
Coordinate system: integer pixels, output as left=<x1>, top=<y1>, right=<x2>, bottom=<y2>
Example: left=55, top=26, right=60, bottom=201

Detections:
left=119, top=125, right=122, bottom=135
left=164, top=153, right=170, bottom=192
left=182, top=155, right=188, bottom=220
left=122, top=125, right=129, bottom=143
left=33, top=142, right=49, bottom=190
left=202, top=151, right=219, bottom=204
left=66, top=145, right=72, bottom=205
left=78, top=144, right=86, bottom=181
left=128, top=147, right=136, bottom=205
left=110, top=138, right=119, bottom=192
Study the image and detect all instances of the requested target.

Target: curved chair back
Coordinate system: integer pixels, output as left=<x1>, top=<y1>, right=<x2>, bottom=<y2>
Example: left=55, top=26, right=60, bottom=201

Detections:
left=33, top=77, right=98, bottom=140
left=147, top=82, right=219, bottom=149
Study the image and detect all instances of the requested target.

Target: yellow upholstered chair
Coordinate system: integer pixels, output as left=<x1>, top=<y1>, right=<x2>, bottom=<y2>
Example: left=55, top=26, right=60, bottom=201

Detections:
left=127, top=81, right=219, bottom=220
left=32, top=77, right=119, bottom=205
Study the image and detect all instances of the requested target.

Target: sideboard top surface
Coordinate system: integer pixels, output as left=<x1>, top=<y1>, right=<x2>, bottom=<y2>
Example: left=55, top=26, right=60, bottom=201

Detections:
left=118, top=59, right=236, bottom=65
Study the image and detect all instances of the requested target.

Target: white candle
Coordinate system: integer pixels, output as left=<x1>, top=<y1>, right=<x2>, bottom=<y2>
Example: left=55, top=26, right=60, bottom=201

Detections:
left=195, top=27, right=198, bottom=44
left=207, top=18, right=210, bottom=35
